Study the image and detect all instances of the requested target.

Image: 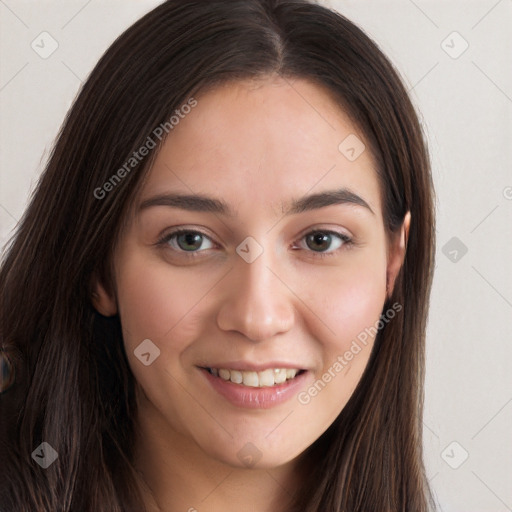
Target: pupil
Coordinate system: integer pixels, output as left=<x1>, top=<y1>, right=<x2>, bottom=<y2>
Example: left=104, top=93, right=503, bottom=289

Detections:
left=178, top=232, right=202, bottom=251
left=307, top=232, right=330, bottom=252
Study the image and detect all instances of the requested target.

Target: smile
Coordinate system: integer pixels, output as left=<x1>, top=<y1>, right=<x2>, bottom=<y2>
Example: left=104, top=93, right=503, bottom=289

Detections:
left=205, top=367, right=305, bottom=387
left=199, top=366, right=309, bottom=409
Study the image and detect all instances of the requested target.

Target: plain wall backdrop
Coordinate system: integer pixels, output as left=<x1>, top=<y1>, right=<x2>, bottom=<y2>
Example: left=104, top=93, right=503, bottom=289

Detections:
left=0, top=1, right=511, bottom=510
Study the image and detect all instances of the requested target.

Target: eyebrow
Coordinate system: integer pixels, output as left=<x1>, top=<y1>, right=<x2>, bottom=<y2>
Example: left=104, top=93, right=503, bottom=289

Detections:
left=138, top=187, right=374, bottom=216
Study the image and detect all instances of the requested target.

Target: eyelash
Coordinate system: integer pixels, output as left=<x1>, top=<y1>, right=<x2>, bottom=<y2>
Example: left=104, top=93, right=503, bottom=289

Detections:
left=156, top=228, right=354, bottom=259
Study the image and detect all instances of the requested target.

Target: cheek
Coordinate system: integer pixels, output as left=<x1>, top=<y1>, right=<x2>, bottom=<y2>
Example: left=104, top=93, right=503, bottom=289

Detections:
left=115, top=250, right=213, bottom=349
left=328, top=270, right=386, bottom=344
left=297, top=250, right=388, bottom=351
left=293, top=252, right=387, bottom=415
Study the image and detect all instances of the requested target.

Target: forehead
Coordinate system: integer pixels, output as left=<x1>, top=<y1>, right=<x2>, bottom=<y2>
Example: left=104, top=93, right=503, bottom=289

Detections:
left=139, top=77, right=382, bottom=221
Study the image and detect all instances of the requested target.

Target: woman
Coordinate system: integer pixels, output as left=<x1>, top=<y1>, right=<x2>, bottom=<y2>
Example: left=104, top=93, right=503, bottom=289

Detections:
left=0, top=0, right=436, bottom=510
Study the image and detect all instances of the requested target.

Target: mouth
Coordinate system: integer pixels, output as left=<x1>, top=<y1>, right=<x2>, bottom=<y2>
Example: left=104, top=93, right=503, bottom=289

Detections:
left=201, top=367, right=307, bottom=388
left=199, top=365, right=309, bottom=409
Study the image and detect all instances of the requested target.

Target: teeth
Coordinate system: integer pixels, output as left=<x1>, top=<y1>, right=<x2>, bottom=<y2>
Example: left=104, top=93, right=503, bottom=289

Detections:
left=258, top=369, right=275, bottom=387
left=274, top=369, right=287, bottom=384
left=286, top=369, right=297, bottom=379
left=242, top=371, right=259, bottom=387
left=230, top=369, right=243, bottom=384
left=210, top=367, right=302, bottom=387
left=218, top=368, right=230, bottom=380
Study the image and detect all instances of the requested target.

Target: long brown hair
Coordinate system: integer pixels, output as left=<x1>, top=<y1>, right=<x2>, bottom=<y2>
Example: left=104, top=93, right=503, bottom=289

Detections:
left=0, top=1, right=436, bottom=510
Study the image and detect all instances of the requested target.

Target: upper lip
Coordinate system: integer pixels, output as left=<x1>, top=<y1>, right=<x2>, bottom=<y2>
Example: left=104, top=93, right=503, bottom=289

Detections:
left=199, top=361, right=307, bottom=372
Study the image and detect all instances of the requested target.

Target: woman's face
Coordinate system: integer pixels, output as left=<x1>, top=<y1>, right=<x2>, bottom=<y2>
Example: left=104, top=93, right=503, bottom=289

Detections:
left=94, top=76, right=407, bottom=469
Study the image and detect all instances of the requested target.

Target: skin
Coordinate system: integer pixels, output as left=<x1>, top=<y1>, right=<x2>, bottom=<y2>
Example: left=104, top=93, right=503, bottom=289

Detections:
left=93, top=76, right=410, bottom=512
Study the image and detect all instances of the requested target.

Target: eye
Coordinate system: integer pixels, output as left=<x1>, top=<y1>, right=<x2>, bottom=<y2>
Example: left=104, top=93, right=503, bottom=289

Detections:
left=294, top=229, right=353, bottom=257
left=157, top=229, right=215, bottom=253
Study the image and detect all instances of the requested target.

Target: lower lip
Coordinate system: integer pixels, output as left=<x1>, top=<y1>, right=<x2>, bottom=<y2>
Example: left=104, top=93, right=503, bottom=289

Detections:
left=200, top=368, right=308, bottom=409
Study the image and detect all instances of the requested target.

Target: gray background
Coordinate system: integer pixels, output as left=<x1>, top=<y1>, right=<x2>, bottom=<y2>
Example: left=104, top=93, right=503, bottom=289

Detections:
left=0, top=1, right=511, bottom=510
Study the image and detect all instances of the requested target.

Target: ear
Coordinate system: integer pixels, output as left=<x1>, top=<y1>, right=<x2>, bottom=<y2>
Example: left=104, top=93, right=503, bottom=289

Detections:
left=90, top=272, right=118, bottom=317
left=386, top=211, right=411, bottom=299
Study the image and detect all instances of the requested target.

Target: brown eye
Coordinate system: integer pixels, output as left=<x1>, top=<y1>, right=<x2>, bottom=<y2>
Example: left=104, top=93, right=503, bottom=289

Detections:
left=298, top=230, right=352, bottom=256
left=305, top=232, right=334, bottom=252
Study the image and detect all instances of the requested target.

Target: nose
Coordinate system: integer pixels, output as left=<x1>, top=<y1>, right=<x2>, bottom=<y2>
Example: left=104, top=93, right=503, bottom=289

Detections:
left=216, top=249, right=295, bottom=342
